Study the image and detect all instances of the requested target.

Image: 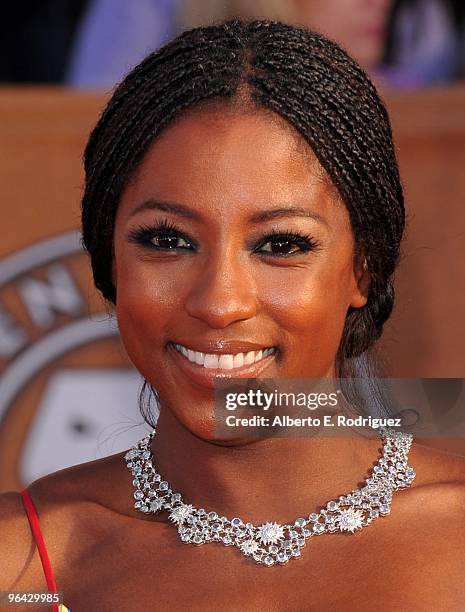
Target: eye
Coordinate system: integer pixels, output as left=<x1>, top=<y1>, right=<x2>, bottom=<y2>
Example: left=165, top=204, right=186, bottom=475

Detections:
left=151, top=234, right=191, bottom=250
left=254, top=230, right=321, bottom=257
left=127, top=220, right=195, bottom=251
left=127, top=221, right=321, bottom=258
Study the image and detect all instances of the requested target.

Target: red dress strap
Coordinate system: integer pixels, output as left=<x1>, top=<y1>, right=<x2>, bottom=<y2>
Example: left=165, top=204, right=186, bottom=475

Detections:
left=20, top=488, right=60, bottom=612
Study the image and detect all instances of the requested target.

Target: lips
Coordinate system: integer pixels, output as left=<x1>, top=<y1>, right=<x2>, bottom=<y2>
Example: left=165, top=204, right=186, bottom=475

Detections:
left=167, top=341, right=278, bottom=389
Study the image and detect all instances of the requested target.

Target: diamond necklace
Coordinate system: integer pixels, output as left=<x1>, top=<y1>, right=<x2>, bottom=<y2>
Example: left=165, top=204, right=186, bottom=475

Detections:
left=125, top=426, right=415, bottom=567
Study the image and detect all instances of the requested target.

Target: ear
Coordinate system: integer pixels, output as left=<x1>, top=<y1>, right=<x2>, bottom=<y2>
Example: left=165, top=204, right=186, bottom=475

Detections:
left=349, top=253, right=370, bottom=309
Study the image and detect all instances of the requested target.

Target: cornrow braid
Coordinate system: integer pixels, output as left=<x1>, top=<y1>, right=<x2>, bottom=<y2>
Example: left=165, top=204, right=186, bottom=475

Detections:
left=81, top=18, right=404, bottom=388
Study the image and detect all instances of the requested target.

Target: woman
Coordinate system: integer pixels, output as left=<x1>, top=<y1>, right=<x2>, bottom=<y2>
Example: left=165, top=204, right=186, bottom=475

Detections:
left=183, top=0, right=394, bottom=76
left=1, top=19, right=464, bottom=611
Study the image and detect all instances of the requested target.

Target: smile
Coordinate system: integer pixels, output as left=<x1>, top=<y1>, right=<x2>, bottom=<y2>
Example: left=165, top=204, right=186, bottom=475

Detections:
left=170, top=343, right=277, bottom=370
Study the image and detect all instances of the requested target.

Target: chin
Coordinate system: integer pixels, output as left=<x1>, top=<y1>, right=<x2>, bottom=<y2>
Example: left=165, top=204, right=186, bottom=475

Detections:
left=171, top=409, right=264, bottom=446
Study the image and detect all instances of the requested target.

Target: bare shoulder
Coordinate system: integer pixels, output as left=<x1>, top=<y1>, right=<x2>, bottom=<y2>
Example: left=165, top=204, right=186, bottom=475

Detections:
left=0, top=450, right=134, bottom=592
left=363, top=440, right=465, bottom=604
left=0, top=490, right=39, bottom=591
left=23, top=448, right=135, bottom=512
left=399, top=441, right=465, bottom=558
left=408, top=439, right=465, bottom=489
left=360, top=435, right=465, bottom=525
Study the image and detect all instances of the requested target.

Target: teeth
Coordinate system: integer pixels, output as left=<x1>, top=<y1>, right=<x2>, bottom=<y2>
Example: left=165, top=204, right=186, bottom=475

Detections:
left=204, top=354, right=219, bottom=369
left=233, top=352, right=244, bottom=368
left=218, top=354, right=234, bottom=369
left=172, top=344, right=275, bottom=369
left=244, top=351, right=255, bottom=365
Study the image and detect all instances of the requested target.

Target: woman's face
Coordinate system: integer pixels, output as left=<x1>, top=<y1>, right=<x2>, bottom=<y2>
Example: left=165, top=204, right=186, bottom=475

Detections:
left=291, top=0, right=393, bottom=69
left=113, top=107, right=368, bottom=439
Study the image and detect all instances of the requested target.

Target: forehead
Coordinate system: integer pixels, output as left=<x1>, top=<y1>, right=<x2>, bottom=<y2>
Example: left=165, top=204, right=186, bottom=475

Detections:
left=118, top=106, right=346, bottom=227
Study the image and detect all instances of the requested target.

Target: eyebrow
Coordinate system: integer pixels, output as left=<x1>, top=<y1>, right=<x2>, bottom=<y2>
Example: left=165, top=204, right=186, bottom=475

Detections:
left=128, top=199, right=328, bottom=226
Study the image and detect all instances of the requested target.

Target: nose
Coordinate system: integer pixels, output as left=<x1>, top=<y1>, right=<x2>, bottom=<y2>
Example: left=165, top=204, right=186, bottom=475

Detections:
left=184, top=249, right=258, bottom=328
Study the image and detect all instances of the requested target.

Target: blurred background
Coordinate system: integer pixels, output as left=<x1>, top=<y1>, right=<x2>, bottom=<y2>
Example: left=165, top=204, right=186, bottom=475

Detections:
left=1, top=0, right=465, bottom=491
left=2, top=0, right=465, bottom=89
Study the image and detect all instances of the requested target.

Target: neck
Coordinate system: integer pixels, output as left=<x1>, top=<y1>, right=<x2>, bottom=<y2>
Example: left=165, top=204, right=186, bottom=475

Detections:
left=150, top=407, right=381, bottom=524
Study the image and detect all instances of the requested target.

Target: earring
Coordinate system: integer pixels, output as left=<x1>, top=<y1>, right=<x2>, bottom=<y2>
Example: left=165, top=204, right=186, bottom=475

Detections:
left=362, top=258, right=368, bottom=272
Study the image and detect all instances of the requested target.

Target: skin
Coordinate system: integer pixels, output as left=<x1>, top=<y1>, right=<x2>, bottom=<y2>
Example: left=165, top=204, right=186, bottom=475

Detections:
left=1, top=107, right=464, bottom=611
left=290, top=0, right=394, bottom=69
left=113, top=105, right=369, bottom=445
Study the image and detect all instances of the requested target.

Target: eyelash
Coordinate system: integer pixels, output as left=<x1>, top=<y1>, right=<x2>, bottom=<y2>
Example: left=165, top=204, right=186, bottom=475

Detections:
left=127, top=219, right=321, bottom=257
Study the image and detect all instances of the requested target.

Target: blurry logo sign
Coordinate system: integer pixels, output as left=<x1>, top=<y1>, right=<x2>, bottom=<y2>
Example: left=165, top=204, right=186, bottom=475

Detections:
left=0, top=231, right=143, bottom=488
left=0, top=231, right=119, bottom=418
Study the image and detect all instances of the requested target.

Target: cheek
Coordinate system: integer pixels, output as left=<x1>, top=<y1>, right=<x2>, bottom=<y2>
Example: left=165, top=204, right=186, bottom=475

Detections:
left=259, top=264, right=351, bottom=353
left=115, top=263, right=181, bottom=366
left=114, top=244, right=354, bottom=377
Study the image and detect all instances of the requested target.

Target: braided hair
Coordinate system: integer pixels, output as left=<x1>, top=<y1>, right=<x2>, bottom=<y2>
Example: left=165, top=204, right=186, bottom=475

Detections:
left=81, top=19, right=405, bottom=419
